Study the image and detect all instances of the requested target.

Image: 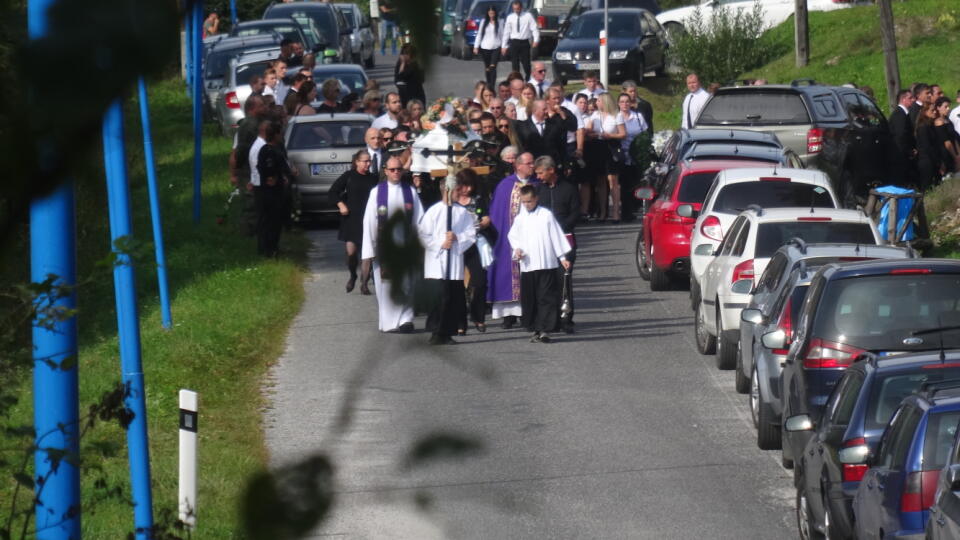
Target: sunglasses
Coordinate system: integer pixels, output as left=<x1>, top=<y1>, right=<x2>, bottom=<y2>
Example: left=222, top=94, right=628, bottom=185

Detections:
left=382, top=137, right=394, bottom=142
left=535, top=69, right=545, bottom=73
left=386, top=167, right=404, bottom=172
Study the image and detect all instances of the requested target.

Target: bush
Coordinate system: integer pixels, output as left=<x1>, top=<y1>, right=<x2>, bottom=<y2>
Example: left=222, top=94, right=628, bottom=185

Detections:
left=670, top=1, right=783, bottom=86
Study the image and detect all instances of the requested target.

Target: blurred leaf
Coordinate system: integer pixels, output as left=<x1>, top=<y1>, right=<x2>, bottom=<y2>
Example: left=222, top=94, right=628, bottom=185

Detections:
left=402, top=431, right=484, bottom=470
left=392, top=0, right=439, bottom=69
left=376, top=211, right=425, bottom=305
left=242, top=454, right=335, bottom=540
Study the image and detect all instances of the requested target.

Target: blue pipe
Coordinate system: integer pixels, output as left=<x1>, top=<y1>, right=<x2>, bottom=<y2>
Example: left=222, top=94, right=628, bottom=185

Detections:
left=137, top=78, right=173, bottom=330
left=184, top=5, right=193, bottom=94
left=230, top=0, right=238, bottom=27
left=102, top=101, right=155, bottom=538
left=193, top=0, right=203, bottom=223
left=28, top=0, right=81, bottom=536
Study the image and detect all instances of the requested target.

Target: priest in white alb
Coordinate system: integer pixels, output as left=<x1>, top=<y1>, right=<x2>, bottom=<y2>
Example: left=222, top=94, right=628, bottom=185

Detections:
left=507, top=184, right=571, bottom=343
left=362, top=156, right=425, bottom=333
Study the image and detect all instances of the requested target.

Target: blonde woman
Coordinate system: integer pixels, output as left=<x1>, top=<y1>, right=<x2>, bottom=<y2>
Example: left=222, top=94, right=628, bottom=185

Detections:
left=586, top=93, right=625, bottom=222
left=516, top=83, right=536, bottom=121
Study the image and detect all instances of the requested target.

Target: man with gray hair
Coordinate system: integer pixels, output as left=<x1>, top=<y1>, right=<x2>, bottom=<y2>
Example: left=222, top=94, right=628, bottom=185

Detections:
left=534, top=156, right=579, bottom=333
left=488, top=97, right=505, bottom=119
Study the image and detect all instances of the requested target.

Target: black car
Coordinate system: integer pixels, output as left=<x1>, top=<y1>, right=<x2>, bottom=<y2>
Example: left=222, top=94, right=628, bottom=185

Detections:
left=557, top=0, right=660, bottom=36
left=693, top=81, right=899, bottom=207
left=551, top=8, right=667, bottom=85
left=774, top=259, right=960, bottom=470
left=263, top=2, right=353, bottom=63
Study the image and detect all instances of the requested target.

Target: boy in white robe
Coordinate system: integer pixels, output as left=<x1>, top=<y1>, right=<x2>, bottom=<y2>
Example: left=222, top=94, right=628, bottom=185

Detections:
left=507, top=184, right=572, bottom=343
left=418, top=173, right=478, bottom=345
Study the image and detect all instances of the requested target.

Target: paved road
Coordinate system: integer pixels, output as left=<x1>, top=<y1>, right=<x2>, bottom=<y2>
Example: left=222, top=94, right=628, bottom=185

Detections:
left=263, top=52, right=797, bottom=538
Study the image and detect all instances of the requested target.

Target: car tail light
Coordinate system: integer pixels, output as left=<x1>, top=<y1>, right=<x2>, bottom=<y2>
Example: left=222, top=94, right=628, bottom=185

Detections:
left=900, top=471, right=940, bottom=513
left=802, top=338, right=866, bottom=369
left=465, top=19, right=478, bottom=31
left=731, top=259, right=754, bottom=284
left=840, top=437, right=870, bottom=482
left=842, top=463, right=868, bottom=482
left=797, top=216, right=831, bottom=221
left=771, top=298, right=794, bottom=355
left=759, top=176, right=790, bottom=182
left=700, top=215, right=722, bottom=242
left=807, top=128, right=824, bottom=154
left=890, top=268, right=932, bottom=275
left=225, top=91, right=241, bottom=109
left=537, top=15, right=546, bottom=28
left=923, top=362, right=960, bottom=369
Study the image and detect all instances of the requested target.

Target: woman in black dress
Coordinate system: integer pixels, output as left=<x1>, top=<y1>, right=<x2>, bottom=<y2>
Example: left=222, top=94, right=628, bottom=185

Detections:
left=329, top=150, right=379, bottom=293
left=915, top=104, right=943, bottom=190
left=934, top=96, right=960, bottom=175
left=394, top=44, right=426, bottom=107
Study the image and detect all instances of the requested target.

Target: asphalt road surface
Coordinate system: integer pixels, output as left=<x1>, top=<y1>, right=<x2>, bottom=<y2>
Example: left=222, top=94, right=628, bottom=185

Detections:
left=263, top=52, right=797, bottom=538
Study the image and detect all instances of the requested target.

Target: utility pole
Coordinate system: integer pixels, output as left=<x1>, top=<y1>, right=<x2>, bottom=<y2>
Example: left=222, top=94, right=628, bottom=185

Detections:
left=878, top=0, right=901, bottom=111
left=794, top=0, right=808, bottom=67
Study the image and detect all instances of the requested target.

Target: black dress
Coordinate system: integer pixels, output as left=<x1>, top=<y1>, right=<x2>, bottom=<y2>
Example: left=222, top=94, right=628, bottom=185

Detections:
left=329, top=169, right=378, bottom=244
left=916, top=123, right=942, bottom=189
left=394, top=60, right=426, bottom=107
left=935, top=123, right=959, bottom=174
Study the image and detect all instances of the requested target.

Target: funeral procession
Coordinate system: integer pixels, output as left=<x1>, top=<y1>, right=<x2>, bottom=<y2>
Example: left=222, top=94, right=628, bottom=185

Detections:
left=9, top=0, right=960, bottom=537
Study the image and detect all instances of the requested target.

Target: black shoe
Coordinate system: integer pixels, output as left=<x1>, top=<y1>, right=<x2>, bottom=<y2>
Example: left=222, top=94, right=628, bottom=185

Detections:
left=501, top=316, right=516, bottom=330
left=474, top=322, right=487, bottom=333
left=346, top=276, right=357, bottom=293
left=539, top=333, right=552, bottom=343
left=529, top=332, right=541, bottom=343
left=397, top=322, right=414, bottom=334
left=429, top=334, right=456, bottom=345
left=562, top=324, right=575, bottom=334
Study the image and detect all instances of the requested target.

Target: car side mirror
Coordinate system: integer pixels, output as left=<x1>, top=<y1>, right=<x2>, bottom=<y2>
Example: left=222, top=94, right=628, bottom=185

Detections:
left=784, top=414, right=814, bottom=432
left=947, top=464, right=960, bottom=492
left=741, top=308, right=764, bottom=324
left=634, top=187, right=655, bottom=201
left=761, top=329, right=787, bottom=350
left=676, top=204, right=697, bottom=219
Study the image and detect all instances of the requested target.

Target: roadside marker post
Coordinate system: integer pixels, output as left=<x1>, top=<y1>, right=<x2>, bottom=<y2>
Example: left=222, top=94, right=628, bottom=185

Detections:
left=600, top=0, right=608, bottom=88
left=178, top=389, right=199, bottom=528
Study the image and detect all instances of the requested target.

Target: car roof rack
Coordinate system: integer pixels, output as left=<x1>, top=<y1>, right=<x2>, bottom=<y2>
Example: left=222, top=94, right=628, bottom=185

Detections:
left=919, top=378, right=960, bottom=399
left=746, top=204, right=763, bottom=216
left=791, top=78, right=818, bottom=87
left=785, top=237, right=807, bottom=254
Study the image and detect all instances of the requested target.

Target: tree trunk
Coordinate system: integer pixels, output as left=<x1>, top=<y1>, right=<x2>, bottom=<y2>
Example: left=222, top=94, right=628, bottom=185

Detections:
left=878, top=0, right=901, bottom=111
left=794, top=0, right=809, bottom=67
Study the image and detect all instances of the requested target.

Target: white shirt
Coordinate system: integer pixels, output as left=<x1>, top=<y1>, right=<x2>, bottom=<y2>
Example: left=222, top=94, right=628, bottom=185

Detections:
left=528, top=77, right=551, bottom=97
left=474, top=20, right=502, bottom=50
left=274, top=81, right=289, bottom=105
left=681, top=87, right=710, bottom=129
left=589, top=111, right=623, bottom=135
left=361, top=181, right=425, bottom=260
left=248, top=136, right=267, bottom=186
left=582, top=87, right=606, bottom=100
left=367, top=147, right=384, bottom=175
left=508, top=206, right=571, bottom=272
left=371, top=113, right=398, bottom=130
left=263, top=84, right=276, bottom=97
left=950, top=105, right=960, bottom=136
left=418, top=202, right=477, bottom=280
left=516, top=104, right=529, bottom=121
left=501, top=12, right=539, bottom=48
left=618, top=110, right=647, bottom=161
left=562, top=100, right=581, bottom=144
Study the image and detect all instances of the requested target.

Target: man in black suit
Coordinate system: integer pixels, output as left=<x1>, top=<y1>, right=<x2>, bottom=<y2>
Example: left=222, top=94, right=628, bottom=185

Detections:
left=908, top=83, right=931, bottom=128
left=516, top=99, right=576, bottom=166
left=890, top=89, right=918, bottom=183
left=621, top=80, right=654, bottom=134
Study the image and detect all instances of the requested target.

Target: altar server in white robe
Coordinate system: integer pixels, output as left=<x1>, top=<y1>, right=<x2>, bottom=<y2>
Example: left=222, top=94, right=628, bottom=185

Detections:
left=362, top=157, right=425, bottom=332
left=507, top=184, right=571, bottom=343
left=418, top=171, right=477, bottom=345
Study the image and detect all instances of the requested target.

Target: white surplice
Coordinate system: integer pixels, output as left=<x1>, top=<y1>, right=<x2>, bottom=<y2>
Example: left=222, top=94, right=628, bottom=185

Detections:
left=361, top=181, right=425, bottom=331
left=507, top=206, right=571, bottom=272
left=418, top=202, right=476, bottom=281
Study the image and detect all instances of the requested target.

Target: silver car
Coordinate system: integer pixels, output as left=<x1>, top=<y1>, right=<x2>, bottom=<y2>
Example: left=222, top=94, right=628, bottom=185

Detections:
left=309, top=64, right=370, bottom=104
left=284, top=113, right=374, bottom=218
left=203, top=34, right=281, bottom=121
left=334, top=3, right=376, bottom=68
left=214, top=48, right=281, bottom=138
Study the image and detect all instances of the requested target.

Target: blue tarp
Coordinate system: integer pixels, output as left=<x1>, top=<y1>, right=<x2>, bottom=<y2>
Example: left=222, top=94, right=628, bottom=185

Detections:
left=875, top=185, right=916, bottom=242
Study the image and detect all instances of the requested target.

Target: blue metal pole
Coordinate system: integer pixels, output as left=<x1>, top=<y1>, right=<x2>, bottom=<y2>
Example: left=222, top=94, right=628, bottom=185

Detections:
left=28, top=0, right=81, bottom=536
left=230, top=0, right=238, bottom=27
left=102, top=101, right=155, bottom=538
left=137, top=78, right=173, bottom=330
left=192, top=0, right=203, bottom=223
left=184, top=5, right=193, bottom=94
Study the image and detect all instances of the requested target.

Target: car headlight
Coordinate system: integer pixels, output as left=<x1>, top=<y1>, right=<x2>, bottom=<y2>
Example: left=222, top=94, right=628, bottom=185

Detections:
left=609, top=50, right=628, bottom=60
left=555, top=51, right=571, bottom=61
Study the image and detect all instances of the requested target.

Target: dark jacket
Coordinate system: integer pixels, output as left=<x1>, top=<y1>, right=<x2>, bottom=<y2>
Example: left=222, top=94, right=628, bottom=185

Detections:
left=635, top=97, right=654, bottom=134
left=516, top=112, right=576, bottom=164
left=907, top=101, right=922, bottom=129
left=536, top=180, right=579, bottom=234
left=888, top=105, right=917, bottom=166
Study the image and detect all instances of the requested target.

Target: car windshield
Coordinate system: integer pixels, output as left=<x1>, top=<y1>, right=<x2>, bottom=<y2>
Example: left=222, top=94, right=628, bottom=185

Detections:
left=755, top=222, right=875, bottom=258
left=288, top=121, right=370, bottom=150
left=813, top=274, right=960, bottom=352
left=235, top=60, right=275, bottom=86
left=923, top=410, right=960, bottom=471
left=206, top=50, right=239, bottom=79
left=866, top=371, right=960, bottom=432
left=682, top=144, right=784, bottom=163
left=677, top=172, right=716, bottom=204
left=712, top=182, right=834, bottom=215
left=273, top=9, right=337, bottom=44
left=697, top=92, right=811, bottom=126
left=312, top=71, right=367, bottom=94
left=568, top=13, right=639, bottom=38
left=236, top=24, right=302, bottom=42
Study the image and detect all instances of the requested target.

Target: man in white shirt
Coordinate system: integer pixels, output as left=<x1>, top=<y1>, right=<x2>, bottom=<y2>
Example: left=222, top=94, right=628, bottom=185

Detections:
left=500, top=0, right=539, bottom=80
left=581, top=71, right=606, bottom=99
left=364, top=127, right=385, bottom=178
left=362, top=157, right=425, bottom=333
left=950, top=90, right=960, bottom=136
left=508, top=184, right=571, bottom=343
left=681, top=72, right=710, bottom=129
left=528, top=61, right=551, bottom=98
left=371, top=92, right=402, bottom=129
left=418, top=173, right=477, bottom=345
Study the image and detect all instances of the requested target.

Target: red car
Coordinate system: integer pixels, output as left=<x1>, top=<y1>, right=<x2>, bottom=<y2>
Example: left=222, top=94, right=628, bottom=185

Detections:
left=635, top=159, right=772, bottom=291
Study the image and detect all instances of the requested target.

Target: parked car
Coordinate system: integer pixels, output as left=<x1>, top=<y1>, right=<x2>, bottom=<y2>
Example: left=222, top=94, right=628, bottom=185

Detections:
left=635, top=158, right=772, bottom=291
left=334, top=3, right=376, bottom=67
left=203, top=34, right=283, bottom=121
left=693, top=81, right=897, bottom=206
left=776, top=259, right=960, bottom=470
left=310, top=64, right=370, bottom=102
left=284, top=113, right=372, bottom=218
left=528, top=0, right=594, bottom=56
left=738, top=242, right=914, bottom=449
left=695, top=207, right=879, bottom=368
left=685, top=167, right=839, bottom=313
left=552, top=8, right=667, bottom=85
left=853, top=381, right=960, bottom=540
left=927, top=409, right=960, bottom=539
left=229, top=18, right=317, bottom=53
left=215, top=48, right=282, bottom=137
left=263, top=2, right=354, bottom=63
left=557, top=0, right=661, bottom=38
left=438, top=0, right=460, bottom=55
left=785, top=352, right=960, bottom=540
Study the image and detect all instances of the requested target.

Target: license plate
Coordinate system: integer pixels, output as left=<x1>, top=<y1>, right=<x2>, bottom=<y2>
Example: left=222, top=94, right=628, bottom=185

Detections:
left=577, top=62, right=600, bottom=70
left=310, top=163, right=350, bottom=176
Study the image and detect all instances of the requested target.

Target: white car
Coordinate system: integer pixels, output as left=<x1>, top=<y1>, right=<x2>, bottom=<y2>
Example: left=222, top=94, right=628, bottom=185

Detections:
left=655, top=0, right=860, bottom=42
left=693, top=206, right=881, bottom=369
left=682, top=167, right=839, bottom=310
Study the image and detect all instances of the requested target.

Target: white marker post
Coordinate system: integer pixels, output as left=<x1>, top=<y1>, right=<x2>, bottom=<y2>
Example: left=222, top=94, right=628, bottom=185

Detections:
left=178, top=389, right=198, bottom=528
left=599, top=30, right=609, bottom=90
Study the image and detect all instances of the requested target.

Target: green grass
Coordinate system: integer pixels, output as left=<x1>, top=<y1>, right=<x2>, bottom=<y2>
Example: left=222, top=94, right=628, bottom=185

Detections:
left=1, top=77, right=306, bottom=537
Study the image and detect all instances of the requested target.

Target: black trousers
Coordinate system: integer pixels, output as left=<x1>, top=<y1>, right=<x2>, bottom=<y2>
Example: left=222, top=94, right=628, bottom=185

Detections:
left=508, top=39, right=532, bottom=80
left=254, top=185, right=285, bottom=257
left=520, top=269, right=560, bottom=333
left=619, top=164, right=638, bottom=220
left=479, top=48, right=500, bottom=89
left=425, top=279, right=466, bottom=338
left=462, top=246, right=487, bottom=328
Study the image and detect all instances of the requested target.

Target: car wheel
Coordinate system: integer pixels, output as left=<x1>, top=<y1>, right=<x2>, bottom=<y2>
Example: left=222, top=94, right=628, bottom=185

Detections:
left=649, top=260, right=670, bottom=291
left=756, top=368, right=782, bottom=450
left=689, top=278, right=700, bottom=311
left=796, top=487, right=824, bottom=540
left=735, top=341, right=750, bottom=394
left=635, top=231, right=650, bottom=280
left=749, top=365, right=760, bottom=428
left=635, top=55, right=645, bottom=85
left=694, top=300, right=716, bottom=355
left=823, top=496, right=840, bottom=540
left=715, top=304, right=737, bottom=370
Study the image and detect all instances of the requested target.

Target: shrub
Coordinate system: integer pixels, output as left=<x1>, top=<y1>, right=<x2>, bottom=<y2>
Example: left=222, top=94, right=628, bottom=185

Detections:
left=670, top=1, right=783, bottom=86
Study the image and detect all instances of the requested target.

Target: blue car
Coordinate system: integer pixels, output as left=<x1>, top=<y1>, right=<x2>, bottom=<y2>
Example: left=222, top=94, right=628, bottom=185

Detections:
left=776, top=259, right=960, bottom=469
left=785, top=351, right=960, bottom=540
left=853, top=380, right=960, bottom=539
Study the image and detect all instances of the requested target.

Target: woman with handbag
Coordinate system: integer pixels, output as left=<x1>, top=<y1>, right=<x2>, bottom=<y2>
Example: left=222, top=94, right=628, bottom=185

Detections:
left=454, top=169, right=495, bottom=334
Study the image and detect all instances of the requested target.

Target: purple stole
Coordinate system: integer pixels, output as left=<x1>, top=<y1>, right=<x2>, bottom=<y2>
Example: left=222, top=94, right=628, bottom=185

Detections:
left=376, top=181, right=415, bottom=227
